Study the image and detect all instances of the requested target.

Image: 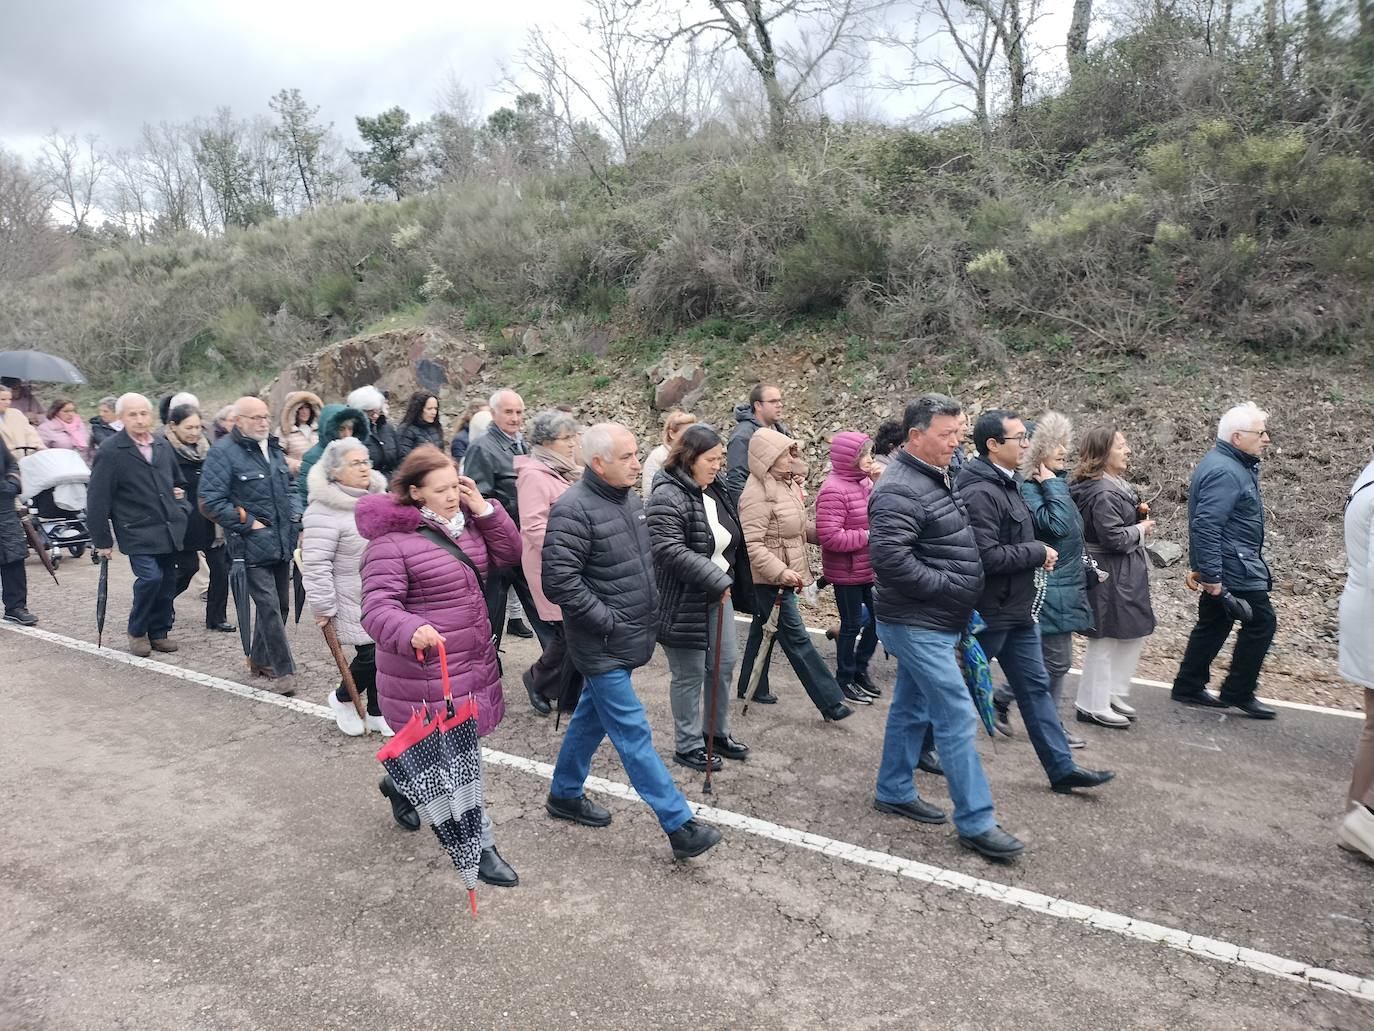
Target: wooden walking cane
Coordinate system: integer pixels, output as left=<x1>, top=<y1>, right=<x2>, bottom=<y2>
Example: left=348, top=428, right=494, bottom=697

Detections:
left=703, top=600, right=727, bottom=796
left=321, top=619, right=369, bottom=732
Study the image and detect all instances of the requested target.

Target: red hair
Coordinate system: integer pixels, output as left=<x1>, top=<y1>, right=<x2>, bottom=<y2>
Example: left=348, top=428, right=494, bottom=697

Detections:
left=389, top=445, right=456, bottom=506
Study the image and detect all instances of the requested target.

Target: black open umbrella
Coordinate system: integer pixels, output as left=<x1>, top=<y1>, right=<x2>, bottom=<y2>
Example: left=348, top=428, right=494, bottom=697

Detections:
left=0, top=350, right=86, bottom=384
left=96, top=557, right=109, bottom=647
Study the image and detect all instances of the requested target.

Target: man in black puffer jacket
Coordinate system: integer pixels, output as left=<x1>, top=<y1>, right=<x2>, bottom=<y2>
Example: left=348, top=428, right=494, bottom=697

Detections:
left=958, top=410, right=1113, bottom=797
left=870, top=393, right=1027, bottom=861
left=542, top=422, right=722, bottom=862
left=200, top=396, right=300, bottom=689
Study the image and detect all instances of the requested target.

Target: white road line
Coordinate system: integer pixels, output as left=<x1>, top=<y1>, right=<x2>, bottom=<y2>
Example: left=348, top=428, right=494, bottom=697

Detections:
left=734, top=614, right=1363, bottom=720
left=6, top=620, right=1373, bottom=1004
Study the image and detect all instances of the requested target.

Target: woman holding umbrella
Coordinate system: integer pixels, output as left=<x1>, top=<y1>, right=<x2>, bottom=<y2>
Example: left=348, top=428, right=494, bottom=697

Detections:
left=165, top=405, right=233, bottom=634
left=303, top=438, right=391, bottom=737
left=356, top=445, right=523, bottom=887
left=647, top=423, right=748, bottom=772
left=37, top=398, right=91, bottom=464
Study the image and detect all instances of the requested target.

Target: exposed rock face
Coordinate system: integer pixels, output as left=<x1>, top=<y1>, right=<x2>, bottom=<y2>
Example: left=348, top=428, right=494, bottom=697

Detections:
left=266, top=328, right=486, bottom=416
left=651, top=362, right=707, bottom=412
left=1147, top=540, right=1184, bottom=567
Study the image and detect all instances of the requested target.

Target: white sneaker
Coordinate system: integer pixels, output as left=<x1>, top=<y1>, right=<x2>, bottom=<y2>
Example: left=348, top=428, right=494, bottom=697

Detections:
left=1110, top=696, right=1137, bottom=720
left=365, top=712, right=395, bottom=737
left=1338, top=805, right=1374, bottom=860
left=327, top=691, right=365, bottom=736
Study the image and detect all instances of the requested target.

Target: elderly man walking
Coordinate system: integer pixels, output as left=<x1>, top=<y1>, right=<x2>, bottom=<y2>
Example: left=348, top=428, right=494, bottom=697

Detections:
left=200, top=396, right=300, bottom=690
left=88, top=393, right=189, bottom=657
left=542, top=422, right=722, bottom=861
left=1171, top=402, right=1278, bottom=719
left=957, top=409, right=1115, bottom=795
left=464, top=388, right=548, bottom=649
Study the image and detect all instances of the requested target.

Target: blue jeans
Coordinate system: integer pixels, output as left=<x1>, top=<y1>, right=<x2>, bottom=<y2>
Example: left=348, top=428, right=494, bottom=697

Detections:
left=127, top=553, right=178, bottom=640
left=550, top=667, right=694, bottom=834
left=833, top=583, right=879, bottom=684
left=978, top=623, right=1076, bottom=782
left=874, top=622, right=996, bottom=837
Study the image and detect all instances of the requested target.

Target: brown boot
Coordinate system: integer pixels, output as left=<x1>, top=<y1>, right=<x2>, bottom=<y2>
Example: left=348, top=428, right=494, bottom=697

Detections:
left=260, top=676, right=296, bottom=698
left=128, top=635, right=152, bottom=658
left=246, top=658, right=276, bottom=678
left=150, top=638, right=178, bottom=653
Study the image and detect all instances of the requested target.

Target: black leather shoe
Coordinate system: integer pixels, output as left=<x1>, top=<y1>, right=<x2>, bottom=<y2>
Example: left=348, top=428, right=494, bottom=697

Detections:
left=993, top=697, right=1015, bottom=738
left=854, top=671, right=882, bottom=698
left=873, top=797, right=947, bottom=824
left=1051, top=767, right=1116, bottom=794
left=206, top=622, right=236, bottom=633
left=378, top=776, right=420, bottom=832
left=477, top=846, right=518, bottom=887
left=674, top=747, right=723, bottom=773
left=839, top=682, right=873, bottom=705
left=958, top=825, right=1025, bottom=860
left=523, top=670, right=551, bottom=716
left=710, top=735, right=750, bottom=761
left=3, top=607, right=37, bottom=626
left=917, top=749, right=944, bottom=777
left=822, top=703, right=854, bottom=722
left=545, top=793, right=612, bottom=827
left=1172, top=690, right=1228, bottom=708
left=751, top=690, right=778, bottom=705
left=1229, top=697, right=1277, bottom=719
left=668, top=819, right=722, bottom=860
left=506, top=618, right=534, bottom=639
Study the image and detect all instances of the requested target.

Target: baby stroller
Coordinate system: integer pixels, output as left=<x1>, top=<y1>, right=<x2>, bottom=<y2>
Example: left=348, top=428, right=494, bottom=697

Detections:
left=19, top=449, right=92, bottom=567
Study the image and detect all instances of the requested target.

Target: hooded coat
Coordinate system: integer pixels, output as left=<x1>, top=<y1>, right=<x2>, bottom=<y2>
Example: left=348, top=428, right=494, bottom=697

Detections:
left=278, top=391, right=323, bottom=477
left=296, top=405, right=370, bottom=505
left=1339, top=458, right=1374, bottom=689
left=302, top=463, right=388, bottom=646
left=356, top=492, right=522, bottom=737
left=738, top=427, right=814, bottom=587
left=1071, top=476, right=1157, bottom=641
left=816, top=431, right=873, bottom=586
left=724, top=402, right=791, bottom=502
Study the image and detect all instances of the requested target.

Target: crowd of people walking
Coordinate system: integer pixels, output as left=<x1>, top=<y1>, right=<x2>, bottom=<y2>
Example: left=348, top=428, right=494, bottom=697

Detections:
left=5, top=375, right=1374, bottom=879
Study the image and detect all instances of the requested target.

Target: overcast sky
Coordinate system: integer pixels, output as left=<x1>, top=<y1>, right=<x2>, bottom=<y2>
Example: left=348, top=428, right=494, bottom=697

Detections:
left=1, top=1, right=1076, bottom=158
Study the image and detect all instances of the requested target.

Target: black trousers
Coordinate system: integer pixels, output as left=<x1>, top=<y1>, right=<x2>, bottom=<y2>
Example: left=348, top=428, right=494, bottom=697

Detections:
left=1172, top=589, right=1278, bottom=703
left=1, top=558, right=27, bottom=613
left=246, top=561, right=295, bottom=676
left=485, top=565, right=553, bottom=654
left=173, top=546, right=229, bottom=627
left=334, top=643, right=381, bottom=717
left=524, top=621, right=567, bottom=702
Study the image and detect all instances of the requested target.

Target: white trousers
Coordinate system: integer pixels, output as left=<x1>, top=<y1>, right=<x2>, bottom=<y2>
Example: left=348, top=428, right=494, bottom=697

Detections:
left=1077, top=636, right=1147, bottom=715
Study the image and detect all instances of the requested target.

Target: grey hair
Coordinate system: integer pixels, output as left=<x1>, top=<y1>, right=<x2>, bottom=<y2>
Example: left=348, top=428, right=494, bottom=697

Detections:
left=902, top=393, right=962, bottom=434
left=1022, top=411, right=1073, bottom=476
left=582, top=422, right=625, bottom=463
left=489, top=388, right=522, bottom=410
left=527, top=409, right=579, bottom=447
left=115, top=392, right=151, bottom=416
left=98, top=395, right=118, bottom=410
left=320, top=437, right=370, bottom=480
left=1217, top=402, right=1267, bottom=442
left=347, top=385, right=386, bottom=412
left=169, top=391, right=199, bottom=411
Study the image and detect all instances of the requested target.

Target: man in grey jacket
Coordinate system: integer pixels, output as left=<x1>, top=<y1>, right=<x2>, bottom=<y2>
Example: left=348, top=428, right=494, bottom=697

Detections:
left=542, top=422, right=722, bottom=861
left=724, top=383, right=790, bottom=503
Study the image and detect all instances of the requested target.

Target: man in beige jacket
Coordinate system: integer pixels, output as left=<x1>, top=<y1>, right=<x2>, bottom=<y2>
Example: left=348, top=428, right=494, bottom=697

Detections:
left=0, top=385, right=43, bottom=457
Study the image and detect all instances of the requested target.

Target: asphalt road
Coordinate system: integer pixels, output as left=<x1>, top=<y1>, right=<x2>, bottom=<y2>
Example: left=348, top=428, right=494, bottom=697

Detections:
left=2, top=556, right=1372, bottom=1030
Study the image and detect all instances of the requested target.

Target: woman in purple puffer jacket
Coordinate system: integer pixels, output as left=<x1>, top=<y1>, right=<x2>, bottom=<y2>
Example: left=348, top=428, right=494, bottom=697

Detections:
left=816, top=431, right=879, bottom=702
left=356, top=444, right=523, bottom=888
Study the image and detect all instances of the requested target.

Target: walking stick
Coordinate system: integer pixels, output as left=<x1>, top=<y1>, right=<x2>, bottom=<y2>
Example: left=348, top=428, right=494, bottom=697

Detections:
left=703, top=599, right=726, bottom=796
left=321, top=619, right=369, bottom=731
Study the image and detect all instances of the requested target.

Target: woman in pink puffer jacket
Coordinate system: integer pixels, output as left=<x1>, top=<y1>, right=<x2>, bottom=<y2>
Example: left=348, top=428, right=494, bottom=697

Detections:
left=356, top=445, right=523, bottom=888
left=816, top=431, right=880, bottom=699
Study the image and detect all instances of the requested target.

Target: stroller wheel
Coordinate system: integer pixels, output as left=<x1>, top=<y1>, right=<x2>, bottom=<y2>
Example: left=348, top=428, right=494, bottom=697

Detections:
left=69, top=544, right=86, bottom=558
left=49, top=549, right=62, bottom=568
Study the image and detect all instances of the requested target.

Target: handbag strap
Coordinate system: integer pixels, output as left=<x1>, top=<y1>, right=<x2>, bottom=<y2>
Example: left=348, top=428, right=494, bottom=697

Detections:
left=417, top=524, right=486, bottom=593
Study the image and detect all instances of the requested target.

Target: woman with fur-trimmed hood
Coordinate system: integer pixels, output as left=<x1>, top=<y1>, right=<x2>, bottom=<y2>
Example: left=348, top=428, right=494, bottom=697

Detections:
left=278, top=390, right=323, bottom=476
left=1019, top=412, right=1094, bottom=747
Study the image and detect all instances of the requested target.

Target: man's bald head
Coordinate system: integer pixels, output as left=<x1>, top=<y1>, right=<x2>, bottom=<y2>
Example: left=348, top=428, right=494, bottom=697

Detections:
left=233, top=396, right=271, bottom=440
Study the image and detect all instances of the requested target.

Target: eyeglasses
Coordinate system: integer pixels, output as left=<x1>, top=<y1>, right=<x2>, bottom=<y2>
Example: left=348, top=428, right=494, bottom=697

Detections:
left=343, top=459, right=372, bottom=469
left=1001, top=433, right=1030, bottom=444
left=554, top=434, right=579, bottom=443
left=762, top=398, right=784, bottom=405
left=241, top=413, right=271, bottom=422
left=1236, top=429, right=1272, bottom=440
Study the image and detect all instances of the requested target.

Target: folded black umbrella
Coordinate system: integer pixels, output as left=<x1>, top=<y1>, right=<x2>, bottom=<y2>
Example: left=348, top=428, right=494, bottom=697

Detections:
left=228, top=555, right=253, bottom=657
left=96, top=557, right=109, bottom=647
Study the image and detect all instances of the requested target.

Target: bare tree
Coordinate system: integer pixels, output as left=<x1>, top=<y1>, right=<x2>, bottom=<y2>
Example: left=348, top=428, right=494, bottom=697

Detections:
left=37, top=131, right=106, bottom=233
left=518, top=31, right=620, bottom=195
left=1217, top=0, right=1235, bottom=54
left=1067, top=0, right=1093, bottom=73
left=0, top=150, right=66, bottom=282
left=102, top=148, right=153, bottom=243
left=631, top=0, right=882, bottom=149
left=1263, top=0, right=1283, bottom=84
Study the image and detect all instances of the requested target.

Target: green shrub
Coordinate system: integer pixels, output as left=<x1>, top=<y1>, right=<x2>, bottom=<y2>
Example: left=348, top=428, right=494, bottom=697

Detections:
left=769, top=214, right=887, bottom=315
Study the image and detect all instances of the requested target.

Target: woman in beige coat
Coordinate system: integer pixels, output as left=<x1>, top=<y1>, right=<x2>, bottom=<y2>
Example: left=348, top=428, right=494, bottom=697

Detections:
left=302, top=438, right=391, bottom=737
left=734, top=427, right=852, bottom=721
left=279, top=390, right=323, bottom=477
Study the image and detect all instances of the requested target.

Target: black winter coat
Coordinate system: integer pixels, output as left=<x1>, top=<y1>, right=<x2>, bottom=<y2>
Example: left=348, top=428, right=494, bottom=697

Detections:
left=366, top=415, right=402, bottom=476
left=200, top=428, right=299, bottom=567
left=542, top=468, right=658, bottom=676
left=169, top=439, right=218, bottom=554
left=450, top=427, right=471, bottom=463
left=869, top=449, right=984, bottom=632
left=89, top=416, right=119, bottom=450
left=0, top=439, right=26, bottom=566
left=957, top=456, right=1047, bottom=630
left=464, top=425, right=524, bottom=527
left=397, top=420, right=444, bottom=461
left=646, top=467, right=740, bottom=651
left=87, top=430, right=189, bottom=556
left=724, top=404, right=791, bottom=503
